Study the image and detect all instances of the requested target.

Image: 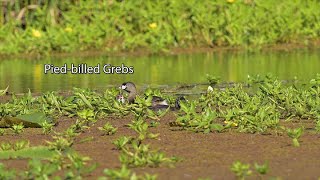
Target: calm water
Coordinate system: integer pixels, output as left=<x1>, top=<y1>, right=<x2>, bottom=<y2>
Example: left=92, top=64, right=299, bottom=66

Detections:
left=0, top=50, right=320, bottom=93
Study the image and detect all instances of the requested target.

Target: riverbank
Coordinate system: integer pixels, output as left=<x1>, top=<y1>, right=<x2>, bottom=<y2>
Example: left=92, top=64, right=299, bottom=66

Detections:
left=1, top=0, right=320, bottom=58
left=1, top=39, right=320, bottom=60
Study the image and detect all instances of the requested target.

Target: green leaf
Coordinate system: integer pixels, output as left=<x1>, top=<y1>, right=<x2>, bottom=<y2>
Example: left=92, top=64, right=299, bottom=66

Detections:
left=0, top=146, right=57, bottom=159
left=144, top=88, right=153, bottom=96
left=75, top=92, right=93, bottom=109
left=210, top=123, right=224, bottom=132
left=0, top=112, right=53, bottom=128
left=0, top=86, right=9, bottom=96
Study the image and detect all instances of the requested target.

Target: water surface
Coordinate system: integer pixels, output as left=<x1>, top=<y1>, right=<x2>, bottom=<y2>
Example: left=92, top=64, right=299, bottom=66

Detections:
left=0, top=49, right=320, bottom=93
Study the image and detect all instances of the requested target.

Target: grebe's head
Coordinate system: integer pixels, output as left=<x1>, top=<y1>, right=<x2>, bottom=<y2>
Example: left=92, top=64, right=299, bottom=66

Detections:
left=119, top=82, right=136, bottom=93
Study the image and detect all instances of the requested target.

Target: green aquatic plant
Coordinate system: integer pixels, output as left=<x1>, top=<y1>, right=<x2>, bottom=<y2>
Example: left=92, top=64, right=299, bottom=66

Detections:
left=39, top=92, right=63, bottom=114
left=64, top=127, right=80, bottom=139
left=0, top=86, right=9, bottom=96
left=102, top=165, right=157, bottom=180
left=230, top=161, right=269, bottom=180
left=21, top=151, right=96, bottom=179
left=206, top=74, right=220, bottom=85
left=230, top=161, right=252, bottom=180
left=77, top=109, right=96, bottom=125
left=0, top=129, right=5, bottom=136
left=102, top=165, right=132, bottom=180
left=175, top=100, right=197, bottom=127
left=65, top=153, right=97, bottom=179
left=0, top=87, right=156, bottom=128
left=46, top=135, right=73, bottom=151
left=0, top=142, right=12, bottom=151
left=2, top=76, right=320, bottom=178
left=232, top=104, right=280, bottom=133
left=130, top=96, right=157, bottom=120
left=113, top=116, right=176, bottom=168
left=13, top=140, right=30, bottom=151
left=113, top=136, right=133, bottom=151
left=128, top=117, right=160, bottom=144
left=118, top=141, right=175, bottom=168
left=1, top=149, right=98, bottom=179
left=11, top=123, right=24, bottom=135
left=247, top=74, right=264, bottom=85
left=310, top=73, right=320, bottom=87
left=0, top=112, right=53, bottom=128
left=74, top=91, right=95, bottom=109
left=286, top=127, right=304, bottom=147
left=254, top=162, right=269, bottom=175
left=190, top=109, right=220, bottom=133
left=0, top=163, right=16, bottom=180
left=247, top=74, right=278, bottom=85
left=23, top=159, right=60, bottom=180
left=174, top=100, right=225, bottom=133
left=315, top=119, right=320, bottom=133
left=149, top=120, right=160, bottom=128
left=98, top=122, right=117, bottom=135
left=1, top=140, right=29, bottom=152
left=41, top=121, right=54, bottom=135
left=69, top=119, right=89, bottom=133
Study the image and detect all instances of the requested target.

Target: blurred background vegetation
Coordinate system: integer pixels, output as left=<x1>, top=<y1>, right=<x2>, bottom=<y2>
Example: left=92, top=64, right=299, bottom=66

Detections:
left=0, top=0, right=320, bottom=55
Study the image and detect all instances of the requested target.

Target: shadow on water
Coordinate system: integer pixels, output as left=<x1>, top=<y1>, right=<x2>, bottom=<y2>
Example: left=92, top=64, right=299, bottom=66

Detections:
left=0, top=49, right=320, bottom=93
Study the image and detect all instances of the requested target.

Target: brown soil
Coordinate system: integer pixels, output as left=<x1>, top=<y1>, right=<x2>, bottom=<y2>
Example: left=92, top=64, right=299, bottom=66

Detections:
left=1, top=112, right=320, bottom=180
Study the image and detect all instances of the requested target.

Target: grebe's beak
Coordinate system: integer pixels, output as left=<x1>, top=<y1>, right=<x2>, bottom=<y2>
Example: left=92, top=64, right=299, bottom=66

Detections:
left=119, top=85, right=126, bottom=90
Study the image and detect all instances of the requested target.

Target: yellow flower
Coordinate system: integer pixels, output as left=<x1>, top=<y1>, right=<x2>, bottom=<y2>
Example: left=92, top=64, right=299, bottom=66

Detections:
left=227, top=0, right=235, bottom=3
left=224, top=121, right=238, bottom=127
left=231, top=122, right=238, bottom=127
left=149, top=22, right=157, bottom=29
left=32, top=29, right=42, bottom=38
left=65, top=27, right=73, bottom=33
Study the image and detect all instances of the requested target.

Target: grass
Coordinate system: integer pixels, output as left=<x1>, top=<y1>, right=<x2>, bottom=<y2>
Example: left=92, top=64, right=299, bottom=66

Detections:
left=1, top=0, right=320, bottom=56
left=0, top=74, right=319, bottom=178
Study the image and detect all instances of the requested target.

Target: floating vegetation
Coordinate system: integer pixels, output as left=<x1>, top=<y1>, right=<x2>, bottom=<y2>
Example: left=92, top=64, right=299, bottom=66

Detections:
left=173, top=74, right=320, bottom=134
left=98, top=122, right=118, bottom=135
left=0, top=74, right=319, bottom=178
left=116, top=117, right=177, bottom=168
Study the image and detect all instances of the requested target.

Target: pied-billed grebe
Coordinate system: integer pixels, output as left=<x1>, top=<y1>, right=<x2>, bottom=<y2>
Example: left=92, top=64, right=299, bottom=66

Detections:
left=119, top=82, right=185, bottom=110
left=116, top=94, right=125, bottom=104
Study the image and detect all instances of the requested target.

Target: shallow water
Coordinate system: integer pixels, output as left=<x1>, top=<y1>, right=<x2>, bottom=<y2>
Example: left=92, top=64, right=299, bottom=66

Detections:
left=0, top=49, right=320, bottom=93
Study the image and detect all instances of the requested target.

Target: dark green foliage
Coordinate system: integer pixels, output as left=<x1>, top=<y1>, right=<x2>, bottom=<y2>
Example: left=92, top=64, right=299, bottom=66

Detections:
left=1, top=1, right=320, bottom=55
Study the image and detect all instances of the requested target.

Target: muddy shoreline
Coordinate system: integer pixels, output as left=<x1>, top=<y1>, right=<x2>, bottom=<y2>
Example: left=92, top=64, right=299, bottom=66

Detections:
left=1, top=112, right=320, bottom=179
